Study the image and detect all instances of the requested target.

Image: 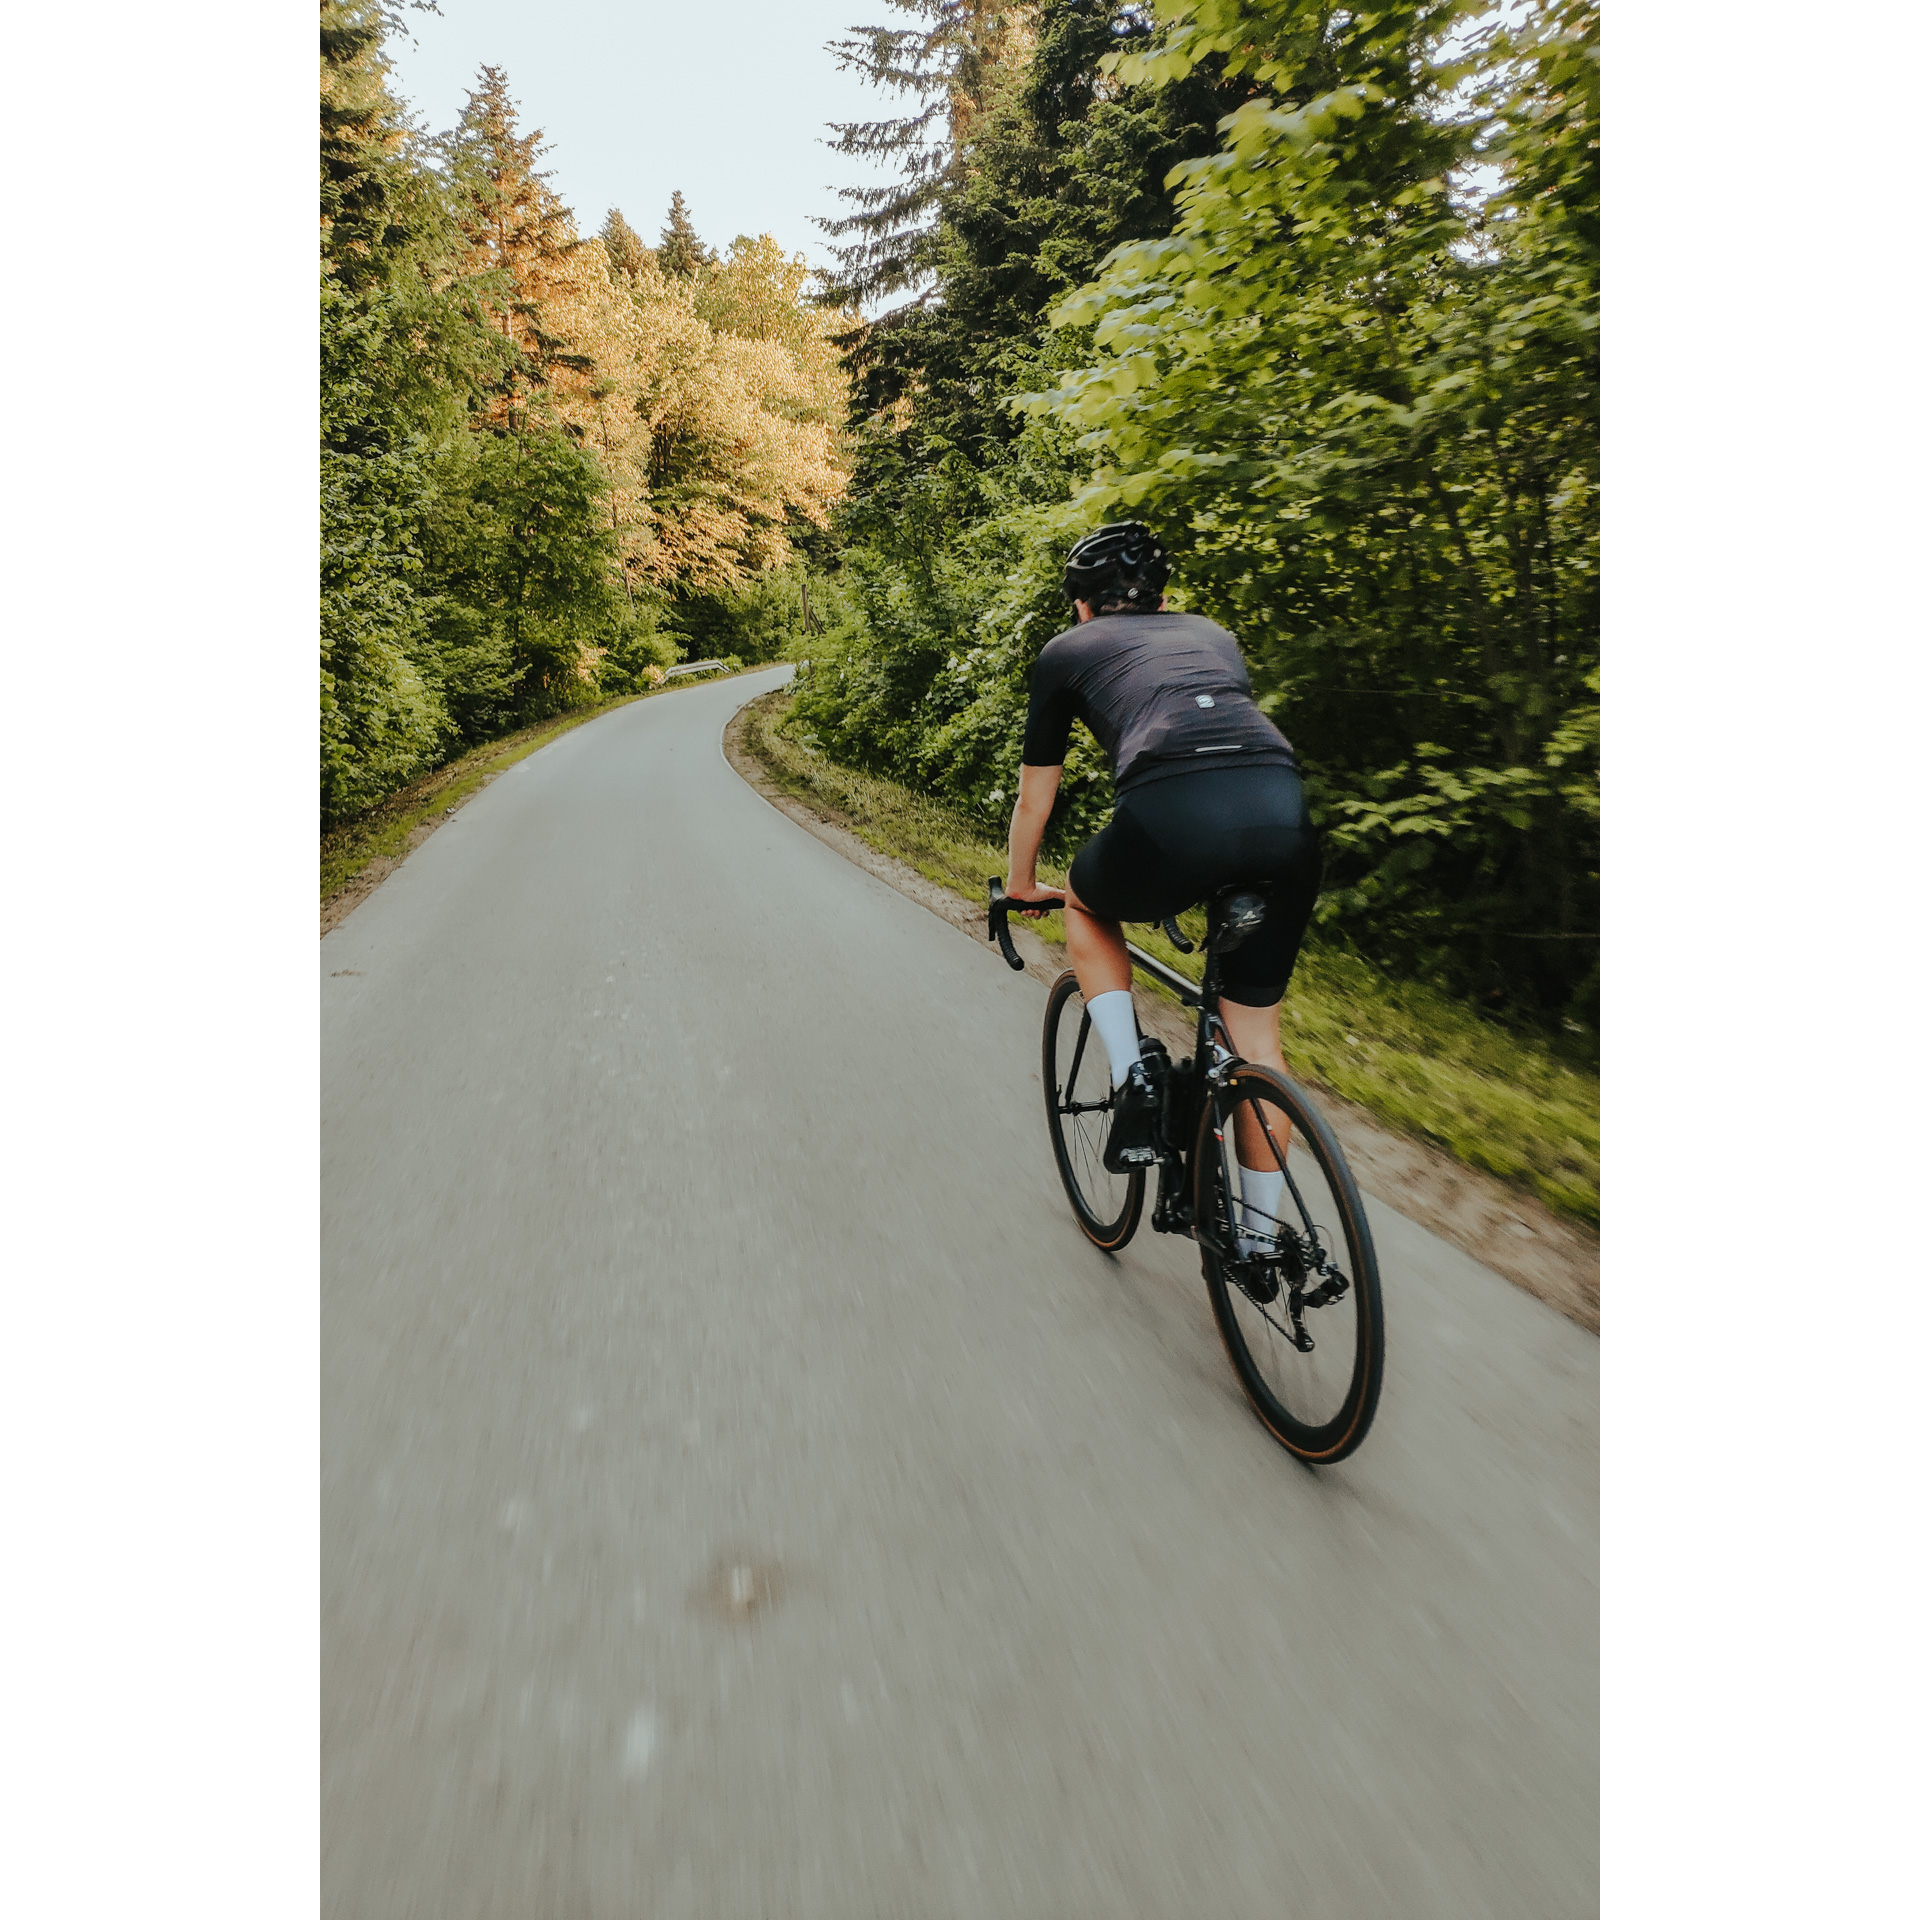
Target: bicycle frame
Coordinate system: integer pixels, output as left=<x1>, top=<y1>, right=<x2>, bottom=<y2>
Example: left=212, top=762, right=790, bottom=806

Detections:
left=984, top=878, right=1304, bottom=1250
left=1125, top=934, right=1240, bottom=1245
left=1112, top=928, right=1333, bottom=1285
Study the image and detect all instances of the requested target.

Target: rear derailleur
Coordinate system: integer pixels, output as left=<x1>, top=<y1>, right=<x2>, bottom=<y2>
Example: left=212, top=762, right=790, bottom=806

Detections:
left=1232, top=1224, right=1349, bottom=1351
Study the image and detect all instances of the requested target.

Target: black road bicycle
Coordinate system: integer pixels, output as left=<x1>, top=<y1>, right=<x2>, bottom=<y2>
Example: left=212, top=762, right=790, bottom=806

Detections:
left=987, top=880, right=1385, bottom=1464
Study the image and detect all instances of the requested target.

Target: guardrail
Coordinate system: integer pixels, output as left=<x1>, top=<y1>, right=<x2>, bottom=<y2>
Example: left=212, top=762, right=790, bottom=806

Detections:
left=663, top=659, right=729, bottom=681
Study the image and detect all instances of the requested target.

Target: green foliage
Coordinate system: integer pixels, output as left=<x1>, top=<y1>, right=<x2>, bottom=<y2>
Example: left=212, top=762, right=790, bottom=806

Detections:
left=1032, top=0, right=1600, bottom=1018
left=417, top=423, right=622, bottom=729
left=799, top=0, right=1599, bottom=1027
left=321, top=273, right=446, bottom=822
left=320, top=3, right=478, bottom=823
left=595, top=605, right=677, bottom=695
left=599, top=205, right=653, bottom=281
left=793, top=487, right=1119, bottom=849
left=320, top=3, right=565, bottom=824
left=666, top=569, right=827, bottom=667
left=320, top=441, right=449, bottom=822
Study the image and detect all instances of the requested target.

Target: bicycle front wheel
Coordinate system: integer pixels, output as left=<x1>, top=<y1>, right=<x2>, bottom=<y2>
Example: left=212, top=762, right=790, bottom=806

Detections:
left=1193, top=1064, right=1384, bottom=1463
left=1043, top=969, right=1145, bottom=1251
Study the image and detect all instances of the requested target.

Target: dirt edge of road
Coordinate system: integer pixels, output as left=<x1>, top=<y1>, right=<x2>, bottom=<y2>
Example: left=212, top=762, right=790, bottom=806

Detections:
left=725, top=696, right=1599, bottom=1334
left=322, top=804, right=484, bottom=938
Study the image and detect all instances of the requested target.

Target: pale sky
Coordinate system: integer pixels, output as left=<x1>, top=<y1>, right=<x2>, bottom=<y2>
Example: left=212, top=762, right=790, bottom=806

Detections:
left=383, top=0, right=899, bottom=276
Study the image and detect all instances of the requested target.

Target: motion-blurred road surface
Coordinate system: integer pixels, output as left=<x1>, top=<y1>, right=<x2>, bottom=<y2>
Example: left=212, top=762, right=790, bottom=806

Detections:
left=323, top=666, right=1597, bottom=1917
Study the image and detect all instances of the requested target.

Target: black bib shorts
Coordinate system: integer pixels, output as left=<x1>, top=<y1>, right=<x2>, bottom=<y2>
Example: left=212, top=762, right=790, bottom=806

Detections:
left=1067, top=763, right=1321, bottom=1008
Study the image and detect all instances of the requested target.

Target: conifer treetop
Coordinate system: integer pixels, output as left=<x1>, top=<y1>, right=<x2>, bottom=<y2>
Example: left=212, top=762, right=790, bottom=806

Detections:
left=818, top=1, right=1038, bottom=308
left=599, top=206, right=654, bottom=281
left=658, top=190, right=716, bottom=278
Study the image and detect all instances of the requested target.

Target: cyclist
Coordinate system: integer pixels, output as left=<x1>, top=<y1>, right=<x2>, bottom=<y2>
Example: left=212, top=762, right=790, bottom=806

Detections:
left=1000, top=523, right=1321, bottom=1250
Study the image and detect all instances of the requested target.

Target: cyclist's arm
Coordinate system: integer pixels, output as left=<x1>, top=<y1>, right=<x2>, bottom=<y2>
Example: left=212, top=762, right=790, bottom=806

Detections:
left=1007, top=641, right=1074, bottom=904
left=1005, top=762, right=1065, bottom=905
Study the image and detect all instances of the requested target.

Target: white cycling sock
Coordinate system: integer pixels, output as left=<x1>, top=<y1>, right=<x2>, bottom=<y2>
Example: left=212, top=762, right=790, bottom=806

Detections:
left=1238, top=1166, right=1285, bottom=1258
left=1085, top=990, right=1142, bottom=1087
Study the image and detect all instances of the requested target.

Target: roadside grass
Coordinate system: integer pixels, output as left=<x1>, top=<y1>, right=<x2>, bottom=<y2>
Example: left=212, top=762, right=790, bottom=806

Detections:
left=322, top=668, right=752, bottom=906
left=744, top=691, right=1598, bottom=1226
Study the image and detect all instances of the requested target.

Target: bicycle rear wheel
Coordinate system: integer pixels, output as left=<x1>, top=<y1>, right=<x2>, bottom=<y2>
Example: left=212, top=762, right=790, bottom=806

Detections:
left=1043, top=970, right=1145, bottom=1251
left=1192, top=1063, right=1384, bottom=1462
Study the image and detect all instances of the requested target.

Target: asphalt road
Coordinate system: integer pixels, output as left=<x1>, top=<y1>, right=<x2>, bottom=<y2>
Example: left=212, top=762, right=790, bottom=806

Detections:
left=322, top=666, right=1598, bottom=1918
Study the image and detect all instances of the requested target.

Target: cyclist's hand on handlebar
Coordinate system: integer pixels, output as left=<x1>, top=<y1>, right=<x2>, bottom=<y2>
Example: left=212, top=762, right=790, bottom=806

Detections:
left=1003, top=882, right=1067, bottom=917
left=985, top=877, right=1061, bottom=969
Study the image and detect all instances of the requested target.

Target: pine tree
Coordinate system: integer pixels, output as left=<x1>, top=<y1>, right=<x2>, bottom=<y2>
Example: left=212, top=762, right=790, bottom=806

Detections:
left=838, top=2, right=1255, bottom=457
left=818, top=1, right=1038, bottom=309
left=446, top=67, right=591, bottom=418
left=657, top=190, right=714, bottom=278
left=599, top=206, right=652, bottom=281
left=320, top=2, right=399, bottom=293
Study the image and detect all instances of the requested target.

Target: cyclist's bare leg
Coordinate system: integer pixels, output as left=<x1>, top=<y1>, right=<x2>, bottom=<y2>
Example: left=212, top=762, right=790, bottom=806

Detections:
left=1062, top=880, right=1131, bottom=998
left=1220, top=996, right=1294, bottom=1169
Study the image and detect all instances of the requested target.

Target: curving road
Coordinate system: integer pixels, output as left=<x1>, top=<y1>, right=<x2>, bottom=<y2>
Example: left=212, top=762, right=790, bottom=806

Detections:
left=322, top=666, right=1597, bottom=1918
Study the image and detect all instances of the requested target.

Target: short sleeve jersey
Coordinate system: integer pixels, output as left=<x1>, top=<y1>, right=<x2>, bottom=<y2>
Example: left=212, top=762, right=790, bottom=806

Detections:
left=1021, top=610, right=1295, bottom=794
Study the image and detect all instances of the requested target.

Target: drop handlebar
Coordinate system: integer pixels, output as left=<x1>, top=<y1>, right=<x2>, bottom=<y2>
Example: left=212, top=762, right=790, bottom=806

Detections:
left=985, top=877, right=1205, bottom=1006
left=985, top=878, right=1062, bottom=970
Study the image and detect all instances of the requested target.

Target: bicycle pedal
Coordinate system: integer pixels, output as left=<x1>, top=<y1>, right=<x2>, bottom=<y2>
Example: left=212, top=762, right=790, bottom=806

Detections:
left=1116, top=1146, right=1159, bottom=1167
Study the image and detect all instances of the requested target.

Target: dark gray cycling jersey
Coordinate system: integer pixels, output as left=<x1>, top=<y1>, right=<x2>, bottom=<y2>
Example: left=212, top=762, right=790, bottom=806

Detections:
left=1021, top=610, right=1295, bottom=793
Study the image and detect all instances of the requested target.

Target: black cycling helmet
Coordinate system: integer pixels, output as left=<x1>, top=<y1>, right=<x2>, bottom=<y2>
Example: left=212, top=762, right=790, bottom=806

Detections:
left=1062, top=521, right=1170, bottom=612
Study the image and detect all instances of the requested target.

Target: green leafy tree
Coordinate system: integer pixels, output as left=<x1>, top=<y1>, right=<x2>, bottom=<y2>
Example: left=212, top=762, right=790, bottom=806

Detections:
left=837, top=2, right=1254, bottom=453
left=419, top=427, right=622, bottom=736
left=1027, top=0, right=1599, bottom=1016
left=321, top=274, right=448, bottom=822
left=320, top=0, right=491, bottom=824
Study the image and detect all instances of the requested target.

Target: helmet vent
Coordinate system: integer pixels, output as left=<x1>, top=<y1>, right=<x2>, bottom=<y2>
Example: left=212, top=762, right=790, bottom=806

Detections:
left=1062, top=520, right=1171, bottom=609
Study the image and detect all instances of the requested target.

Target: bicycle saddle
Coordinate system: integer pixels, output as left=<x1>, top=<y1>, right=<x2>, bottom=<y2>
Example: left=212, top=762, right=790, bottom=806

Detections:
left=1209, top=890, right=1269, bottom=954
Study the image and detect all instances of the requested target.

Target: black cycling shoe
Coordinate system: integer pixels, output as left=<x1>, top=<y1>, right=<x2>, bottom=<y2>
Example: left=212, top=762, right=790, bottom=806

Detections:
left=1103, top=1061, right=1163, bottom=1173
